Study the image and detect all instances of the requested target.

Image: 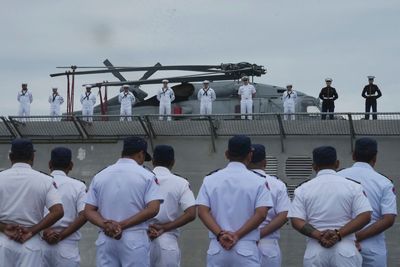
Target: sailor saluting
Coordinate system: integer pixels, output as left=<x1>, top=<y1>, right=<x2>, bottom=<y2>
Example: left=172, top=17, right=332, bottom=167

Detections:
left=80, top=85, right=96, bottom=123
left=197, top=80, right=216, bottom=115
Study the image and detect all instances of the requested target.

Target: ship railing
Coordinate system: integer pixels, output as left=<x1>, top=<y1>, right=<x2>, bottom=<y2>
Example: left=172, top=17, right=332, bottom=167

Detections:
left=2, top=113, right=400, bottom=146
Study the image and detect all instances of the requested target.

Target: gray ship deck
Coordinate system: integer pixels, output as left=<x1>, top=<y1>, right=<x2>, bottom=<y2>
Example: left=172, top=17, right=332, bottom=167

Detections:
left=0, top=113, right=399, bottom=266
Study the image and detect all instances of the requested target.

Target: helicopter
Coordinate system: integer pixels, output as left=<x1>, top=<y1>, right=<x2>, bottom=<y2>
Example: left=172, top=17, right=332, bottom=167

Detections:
left=50, top=60, right=320, bottom=117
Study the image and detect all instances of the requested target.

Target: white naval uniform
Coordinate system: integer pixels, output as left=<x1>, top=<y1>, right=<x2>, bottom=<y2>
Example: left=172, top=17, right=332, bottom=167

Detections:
left=17, top=90, right=33, bottom=117
left=149, top=166, right=196, bottom=267
left=196, top=162, right=273, bottom=267
left=238, top=84, right=256, bottom=119
left=80, top=92, right=96, bottom=122
left=48, top=94, right=64, bottom=121
left=339, top=163, right=397, bottom=267
left=43, top=170, right=86, bottom=267
left=0, top=163, right=61, bottom=267
left=85, top=158, right=162, bottom=267
left=282, top=90, right=297, bottom=120
left=197, top=87, right=216, bottom=115
left=288, top=169, right=373, bottom=267
left=118, top=91, right=135, bottom=121
left=253, top=169, right=290, bottom=267
left=157, top=87, right=175, bottom=121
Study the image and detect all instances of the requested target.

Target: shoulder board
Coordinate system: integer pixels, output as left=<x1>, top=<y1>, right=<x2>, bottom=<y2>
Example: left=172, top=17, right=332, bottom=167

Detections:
left=345, top=177, right=361, bottom=184
left=377, top=172, right=394, bottom=183
left=71, top=177, right=86, bottom=185
left=143, top=165, right=156, bottom=175
left=39, top=170, right=52, bottom=177
left=251, top=170, right=266, bottom=178
left=206, top=169, right=220, bottom=176
left=296, top=179, right=310, bottom=188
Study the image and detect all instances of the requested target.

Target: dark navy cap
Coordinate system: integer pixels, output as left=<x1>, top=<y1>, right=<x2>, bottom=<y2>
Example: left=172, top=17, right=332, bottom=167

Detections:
left=228, top=135, right=252, bottom=157
left=51, top=147, right=72, bottom=165
left=123, top=137, right=152, bottom=161
left=313, top=146, right=337, bottom=165
left=355, top=138, right=377, bottom=153
left=11, top=138, right=35, bottom=153
left=251, top=144, right=266, bottom=163
left=153, top=145, right=174, bottom=162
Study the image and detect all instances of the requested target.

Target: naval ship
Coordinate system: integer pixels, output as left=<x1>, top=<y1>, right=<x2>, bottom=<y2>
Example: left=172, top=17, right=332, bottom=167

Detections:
left=1, top=63, right=398, bottom=266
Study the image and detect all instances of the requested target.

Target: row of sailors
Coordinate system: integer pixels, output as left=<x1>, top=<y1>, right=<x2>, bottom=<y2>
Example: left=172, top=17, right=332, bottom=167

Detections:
left=17, top=75, right=382, bottom=121
left=0, top=135, right=396, bottom=267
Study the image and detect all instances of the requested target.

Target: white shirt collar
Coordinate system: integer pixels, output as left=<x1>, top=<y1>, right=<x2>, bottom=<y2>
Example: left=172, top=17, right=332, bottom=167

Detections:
left=51, top=170, right=67, bottom=177
left=153, top=166, right=171, bottom=175
left=117, top=158, right=139, bottom=166
left=252, top=169, right=266, bottom=176
left=316, top=169, right=337, bottom=176
left=227, top=161, right=247, bottom=170
left=12, top=163, right=32, bottom=169
left=353, top=162, right=374, bottom=170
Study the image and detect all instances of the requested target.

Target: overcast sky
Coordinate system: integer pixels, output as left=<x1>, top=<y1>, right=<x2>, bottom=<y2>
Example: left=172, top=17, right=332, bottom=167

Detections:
left=1, top=0, right=399, bottom=115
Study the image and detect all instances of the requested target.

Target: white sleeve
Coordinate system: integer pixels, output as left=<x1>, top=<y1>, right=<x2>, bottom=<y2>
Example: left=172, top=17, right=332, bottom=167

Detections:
left=85, top=178, right=98, bottom=207
left=144, top=176, right=163, bottom=204
left=48, top=95, right=52, bottom=104
left=131, top=94, right=135, bottom=104
left=211, top=90, right=216, bottom=101
left=352, top=184, right=373, bottom=216
left=238, top=87, right=242, bottom=95
left=29, top=92, right=33, bottom=103
left=381, top=183, right=397, bottom=215
left=80, top=94, right=84, bottom=104
left=76, top=184, right=87, bottom=213
left=17, top=92, right=21, bottom=101
left=196, top=180, right=211, bottom=207
left=118, top=93, right=122, bottom=103
left=46, top=180, right=62, bottom=209
left=156, top=89, right=161, bottom=101
left=197, top=89, right=202, bottom=100
left=170, top=90, right=175, bottom=101
left=288, top=187, right=306, bottom=220
left=252, top=85, right=256, bottom=94
left=91, top=95, right=96, bottom=105
left=255, top=181, right=273, bottom=208
left=179, top=182, right=196, bottom=211
left=275, top=182, right=291, bottom=213
left=59, top=96, right=64, bottom=104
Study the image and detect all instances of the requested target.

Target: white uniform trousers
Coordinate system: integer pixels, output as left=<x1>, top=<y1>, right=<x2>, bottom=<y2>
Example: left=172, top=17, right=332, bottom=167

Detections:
left=43, top=240, right=80, bottom=267
left=95, top=230, right=150, bottom=267
left=159, top=102, right=172, bottom=121
left=200, top=101, right=212, bottom=115
left=240, top=99, right=253, bottom=120
left=303, top=239, right=362, bottom=267
left=50, top=108, right=62, bottom=121
left=360, top=239, right=387, bottom=267
left=207, top=239, right=260, bottom=267
left=283, top=104, right=295, bottom=120
left=82, top=107, right=94, bottom=122
left=120, top=107, right=132, bottom=121
left=18, top=104, right=31, bottom=117
left=150, top=233, right=180, bottom=267
left=0, top=233, right=43, bottom=267
left=258, top=238, right=281, bottom=267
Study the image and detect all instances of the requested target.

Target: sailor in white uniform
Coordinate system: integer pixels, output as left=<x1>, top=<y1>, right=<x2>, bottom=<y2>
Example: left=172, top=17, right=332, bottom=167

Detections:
left=148, top=145, right=196, bottom=267
left=48, top=87, right=64, bottom=121
left=80, top=85, right=96, bottom=123
left=85, top=137, right=162, bottom=267
left=338, top=138, right=397, bottom=267
left=197, top=80, right=216, bottom=115
left=196, top=135, right=272, bottom=267
left=0, top=139, right=64, bottom=267
left=42, top=147, right=87, bottom=267
left=119, top=84, right=135, bottom=121
left=17, top=83, right=33, bottom=118
left=288, top=146, right=372, bottom=267
left=238, top=76, right=256, bottom=120
left=157, top=80, right=175, bottom=121
left=282, top=84, right=297, bottom=120
left=249, top=144, right=290, bottom=267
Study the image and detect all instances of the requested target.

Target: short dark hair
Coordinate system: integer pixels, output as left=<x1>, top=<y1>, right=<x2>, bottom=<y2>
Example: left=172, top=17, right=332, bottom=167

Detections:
left=227, top=151, right=248, bottom=162
left=9, top=150, right=34, bottom=162
left=153, top=159, right=174, bottom=168
left=50, top=160, right=70, bottom=170
left=313, top=146, right=337, bottom=167
left=354, top=138, right=377, bottom=163
left=354, top=147, right=377, bottom=162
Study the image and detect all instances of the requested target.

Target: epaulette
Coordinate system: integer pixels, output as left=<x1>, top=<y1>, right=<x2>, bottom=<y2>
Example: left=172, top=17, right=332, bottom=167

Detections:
left=206, top=169, right=220, bottom=176
left=377, top=172, right=394, bottom=183
left=345, top=177, right=361, bottom=184
left=252, top=170, right=266, bottom=178
left=296, top=179, right=310, bottom=188
left=143, top=165, right=155, bottom=175
left=71, top=177, right=86, bottom=185
left=39, top=170, right=52, bottom=177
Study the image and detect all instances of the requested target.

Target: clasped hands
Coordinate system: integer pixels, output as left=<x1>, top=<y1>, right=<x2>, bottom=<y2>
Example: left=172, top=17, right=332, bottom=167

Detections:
left=218, top=231, right=239, bottom=250
left=317, top=230, right=340, bottom=248
left=3, top=224, right=33, bottom=243
left=147, top=224, right=165, bottom=240
left=103, top=220, right=122, bottom=240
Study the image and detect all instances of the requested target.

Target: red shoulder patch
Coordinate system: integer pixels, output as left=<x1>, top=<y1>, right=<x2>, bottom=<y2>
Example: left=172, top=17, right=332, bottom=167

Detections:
left=154, top=177, right=160, bottom=185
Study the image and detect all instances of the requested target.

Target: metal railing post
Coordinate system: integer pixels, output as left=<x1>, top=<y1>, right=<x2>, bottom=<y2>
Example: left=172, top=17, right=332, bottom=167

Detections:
left=348, top=113, right=355, bottom=152
left=207, top=115, right=217, bottom=153
left=276, top=114, right=285, bottom=152
left=138, top=116, right=154, bottom=151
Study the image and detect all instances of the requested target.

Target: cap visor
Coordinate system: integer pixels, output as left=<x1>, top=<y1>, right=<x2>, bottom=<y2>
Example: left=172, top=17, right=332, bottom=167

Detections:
left=145, top=152, right=152, bottom=161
